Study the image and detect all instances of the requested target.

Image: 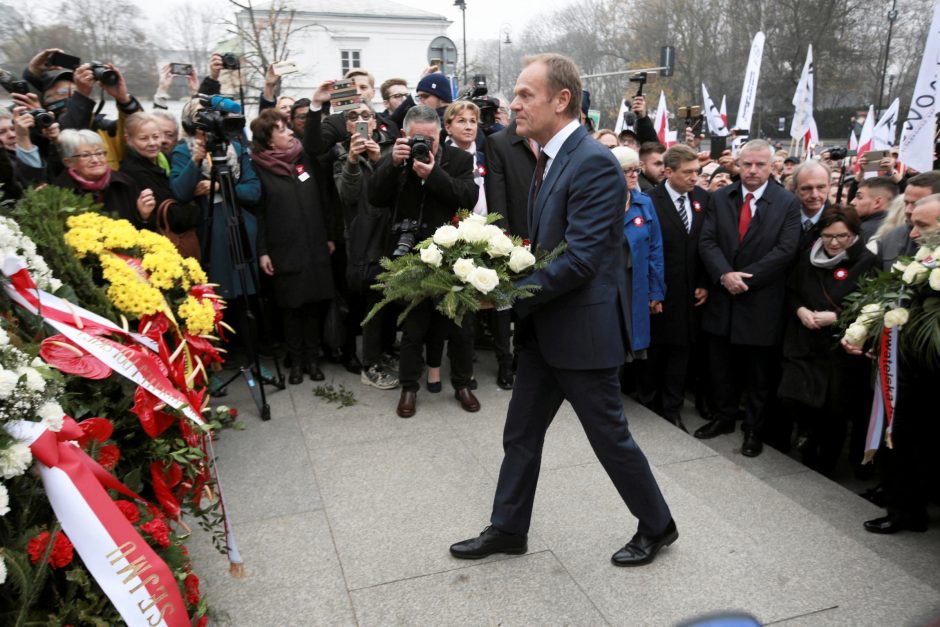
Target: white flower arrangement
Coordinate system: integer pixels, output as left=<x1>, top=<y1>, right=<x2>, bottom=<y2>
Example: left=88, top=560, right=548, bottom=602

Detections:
left=0, top=216, right=62, bottom=292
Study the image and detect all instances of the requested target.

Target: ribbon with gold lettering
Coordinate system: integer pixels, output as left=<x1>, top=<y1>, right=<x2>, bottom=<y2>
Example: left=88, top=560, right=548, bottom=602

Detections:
left=863, top=325, right=899, bottom=463
left=5, top=418, right=190, bottom=627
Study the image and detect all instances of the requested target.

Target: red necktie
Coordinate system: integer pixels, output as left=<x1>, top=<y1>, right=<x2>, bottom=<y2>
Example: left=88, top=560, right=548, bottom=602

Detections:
left=738, top=193, right=754, bottom=242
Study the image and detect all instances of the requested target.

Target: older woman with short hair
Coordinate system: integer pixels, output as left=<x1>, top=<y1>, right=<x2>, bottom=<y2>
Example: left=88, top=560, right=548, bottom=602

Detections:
left=53, top=128, right=155, bottom=226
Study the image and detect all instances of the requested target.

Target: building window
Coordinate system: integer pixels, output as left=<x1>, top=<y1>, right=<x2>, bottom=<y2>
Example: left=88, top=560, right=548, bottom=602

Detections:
left=341, top=50, right=361, bottom=75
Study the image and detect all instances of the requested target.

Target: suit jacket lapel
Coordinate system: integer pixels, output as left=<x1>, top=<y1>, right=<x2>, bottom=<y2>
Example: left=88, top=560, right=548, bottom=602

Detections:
left=530, top=127, right=584, bottom=244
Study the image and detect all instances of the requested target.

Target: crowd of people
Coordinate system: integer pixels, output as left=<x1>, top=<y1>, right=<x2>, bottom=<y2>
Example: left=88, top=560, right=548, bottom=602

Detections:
left=1, top=47, right=937, bottom=536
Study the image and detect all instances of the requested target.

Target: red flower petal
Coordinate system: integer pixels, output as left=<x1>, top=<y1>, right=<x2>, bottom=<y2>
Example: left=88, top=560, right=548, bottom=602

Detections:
left=76, top=417, right=114, bottom=447
left=39, top=335, right=113, bottom=380
left=97, top=444, right=120, bottom=470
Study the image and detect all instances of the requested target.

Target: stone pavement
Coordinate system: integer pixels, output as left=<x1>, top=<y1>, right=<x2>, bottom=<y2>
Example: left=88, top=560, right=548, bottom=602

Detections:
left=189, top=357, right=940, bottom=626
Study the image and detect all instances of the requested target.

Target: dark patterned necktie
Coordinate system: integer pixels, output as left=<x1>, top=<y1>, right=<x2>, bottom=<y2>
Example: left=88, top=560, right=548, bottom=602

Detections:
left=676, top=195, right=690, bottom=233
left=533, top=150, right=549, bottom=199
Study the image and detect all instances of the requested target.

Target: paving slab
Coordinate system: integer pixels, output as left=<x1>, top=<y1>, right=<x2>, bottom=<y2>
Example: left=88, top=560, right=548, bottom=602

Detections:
left=350, top=551, right=607, bottom=627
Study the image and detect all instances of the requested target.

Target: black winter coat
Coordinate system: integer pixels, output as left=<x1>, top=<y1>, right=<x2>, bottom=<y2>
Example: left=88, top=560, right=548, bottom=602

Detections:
left=119, top=149, right=201, bottom=234
left=52, top=169, right=147, bottom=229
left=484, top=122, right=536, bottom=239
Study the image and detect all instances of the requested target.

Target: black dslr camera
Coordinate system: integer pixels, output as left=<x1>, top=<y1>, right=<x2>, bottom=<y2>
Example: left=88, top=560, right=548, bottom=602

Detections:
left=828, top=147, right=849, bottom=160
left=28, top=109, right=56, bottom=129
left=221, top=53, right=240, bottom=70
left=406, top=135, right=434, bottom=164
left=89, top=62, right=119, bottom=87
left=390, top=218, right=421, bottom=257
left=459, top=74, right=500, bottom=133
left=0, top=69, right=29, bottom=95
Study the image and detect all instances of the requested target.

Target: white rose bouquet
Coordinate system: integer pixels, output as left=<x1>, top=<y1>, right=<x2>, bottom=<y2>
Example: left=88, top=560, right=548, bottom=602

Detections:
left=364, top=211, right=564, bottom=325
left=839, top=228, right=940, bottom=367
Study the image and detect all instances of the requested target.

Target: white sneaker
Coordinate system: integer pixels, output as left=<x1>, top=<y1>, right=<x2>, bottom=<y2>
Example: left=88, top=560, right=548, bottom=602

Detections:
left=361, top=365, right=399, bottom=390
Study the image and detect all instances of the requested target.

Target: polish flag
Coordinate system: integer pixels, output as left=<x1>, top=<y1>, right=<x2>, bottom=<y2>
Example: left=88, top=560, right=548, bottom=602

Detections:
left=854, top=105, right=875, bottom=175
left=720, top=95, right=728, bottom=130
left=653, top=91, right=677, bottom=148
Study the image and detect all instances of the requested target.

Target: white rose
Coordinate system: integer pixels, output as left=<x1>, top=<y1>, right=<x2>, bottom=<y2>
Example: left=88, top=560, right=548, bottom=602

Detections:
left=433, top=225, right=460, bottom=248
left=0, top=370, right=18, bottom=397
left=482, top=224, right=504, bottom=241
left=902, top=261, right=929, bottom=285
left=453, top=258, right=476, bottom=282
left=38, top=402, right=65, bottom=432
left=883, top=307, right=910, bottom=328
left=892, top=261, right=909, bottom=274
left=457, top=219, right=488, bottom=244
left=464, top=214, right=487, bottom=225
left=930, top=268, right=940, bottom=291
left=0, top=327, right=8, bottom=346
left=844, top=323, right=869, bottom=347
left=858, top=303, right=884, bottom=325
left=487, top=234, right=515, bottom=258
left=915, top=246, right=932, bottom=262
left=420, top=244, right=444, bottom=267
left=0, top=443, right=32, bottom=479
left=0, top=549, right=6, bottom=584
left=467, top=267, right=500, bottom=294
left=0, top=483, right=8, bottom=517
left=17, top=367, right=45, bottom=392
left=934, top=246, right=940, bottom=260
left=508, top=246, right=537, bottom=273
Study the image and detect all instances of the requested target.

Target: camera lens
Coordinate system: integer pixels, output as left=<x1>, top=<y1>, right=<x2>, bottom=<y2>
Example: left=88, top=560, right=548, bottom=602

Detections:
left=91, top=64, right=118, bottom=87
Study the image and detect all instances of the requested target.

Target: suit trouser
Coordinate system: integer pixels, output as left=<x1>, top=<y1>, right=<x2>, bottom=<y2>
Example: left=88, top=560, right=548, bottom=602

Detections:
left=490, top=344, right=672, bottom=537
left=638, top=343, right=691, bottom=417
left=707, top=333, right=779, bottom=434
left=399, top=300, right=473, bottom=392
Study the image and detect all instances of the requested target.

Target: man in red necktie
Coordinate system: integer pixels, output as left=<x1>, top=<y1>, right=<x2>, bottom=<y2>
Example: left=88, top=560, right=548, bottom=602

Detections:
left=696, top=139, right=801, bottom=457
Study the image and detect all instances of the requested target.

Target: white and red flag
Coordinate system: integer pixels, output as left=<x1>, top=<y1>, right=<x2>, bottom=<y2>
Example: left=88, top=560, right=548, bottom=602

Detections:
left=653, top=90, right=677, bottom=147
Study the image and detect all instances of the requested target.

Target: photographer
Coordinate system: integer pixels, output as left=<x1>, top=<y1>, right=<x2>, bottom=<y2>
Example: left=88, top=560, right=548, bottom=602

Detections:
left=368, top=105, right=480, bottom=418
left=320, top=69, right=399, bottom=153
left=332, top=100, right=398, bottom=390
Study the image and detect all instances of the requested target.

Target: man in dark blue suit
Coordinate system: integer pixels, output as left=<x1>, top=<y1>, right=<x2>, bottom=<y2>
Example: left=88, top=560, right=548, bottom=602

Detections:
left=450, top=53, right=676, bottom=567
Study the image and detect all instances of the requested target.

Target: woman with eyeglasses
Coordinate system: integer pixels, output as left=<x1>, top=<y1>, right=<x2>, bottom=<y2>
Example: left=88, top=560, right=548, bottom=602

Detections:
left=52, top=128, right=156, bottom=227
left=779, top=205, right=877, bottom=477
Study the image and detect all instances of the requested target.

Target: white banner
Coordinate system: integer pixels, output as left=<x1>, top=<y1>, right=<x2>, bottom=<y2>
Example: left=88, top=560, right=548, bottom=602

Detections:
left=613, top=98, right=631, bottom=134
left=873, top=97, right=901, bottom=150
left=702, top=83, right=728, bottom=136
left=899, top=0, right=940, bottom=172
left=790, top=45, right=814, bottom=140
left=735, top=32, right=765, bottom=133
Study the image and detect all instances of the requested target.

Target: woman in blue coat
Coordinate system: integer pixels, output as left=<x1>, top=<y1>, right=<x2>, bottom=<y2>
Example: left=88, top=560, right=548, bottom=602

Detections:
left=611, top=146, right=666, bottom=355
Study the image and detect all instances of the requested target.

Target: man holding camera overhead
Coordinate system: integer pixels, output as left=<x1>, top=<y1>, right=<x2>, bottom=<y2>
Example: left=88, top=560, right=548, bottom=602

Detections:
left=368, top=105, right=480, bottom=419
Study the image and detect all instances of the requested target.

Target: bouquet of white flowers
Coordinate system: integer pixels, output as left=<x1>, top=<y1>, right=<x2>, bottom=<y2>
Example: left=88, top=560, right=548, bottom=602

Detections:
left=364, top=211, right=564, bottom=326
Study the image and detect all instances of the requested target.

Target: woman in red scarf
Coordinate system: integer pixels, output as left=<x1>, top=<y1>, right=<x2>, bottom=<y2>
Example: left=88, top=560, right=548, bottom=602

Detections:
left=52, top=129, right=156, bottom=228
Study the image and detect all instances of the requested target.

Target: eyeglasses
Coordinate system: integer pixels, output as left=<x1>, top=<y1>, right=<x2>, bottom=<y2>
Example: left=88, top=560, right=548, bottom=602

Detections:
left=623, top=168, right=639, bottom=175
left=345, top=111, right=373, bottom=121
left=388, top=92, right=409, bottom=101
left=820, top=233, right=851, bottom=242
left=70, top=150, right=107, bottom=161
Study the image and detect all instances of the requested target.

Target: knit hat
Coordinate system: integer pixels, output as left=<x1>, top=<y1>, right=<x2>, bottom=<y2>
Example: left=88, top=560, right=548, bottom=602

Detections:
left=416, top=73, right=452, bottom=103
left=709, top=165, right=730, bottom=183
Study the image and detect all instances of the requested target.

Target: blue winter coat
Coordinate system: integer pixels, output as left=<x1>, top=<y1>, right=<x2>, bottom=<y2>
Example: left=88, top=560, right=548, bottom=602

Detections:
left=623, top=189, right=666, bottom=351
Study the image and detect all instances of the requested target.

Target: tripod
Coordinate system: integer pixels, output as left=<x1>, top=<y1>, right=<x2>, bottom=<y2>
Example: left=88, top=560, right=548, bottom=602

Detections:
left=203, top=137, right=285, bottom=420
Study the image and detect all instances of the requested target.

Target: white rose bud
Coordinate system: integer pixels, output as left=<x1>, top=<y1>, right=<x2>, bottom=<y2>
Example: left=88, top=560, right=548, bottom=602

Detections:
left=420, top=244, right=443, bottom=267
left=883, top=307, right=910, bottom=328
left=892, top=260, right=909, bottom=274
left=453, top=258, right=476, bottom=282
left=508, top=246, right=537, bottom=273
left=858, top=303, right=884, bottom=325
left=483, top=224, right=504, bottom=241
left=844, top=323, right=869, bottom=347
left=934, top=246, right=940, bottom=260
left=487, top=234, right=515, bottom=258
left=467, top=267, right=500, bottom=294
left=457, top=219, right=488, bottom=244
left=930, top=268, right=940, bottom=291
left=915, top=246, right=932, bottom=262
left=901, top=261, right=929, bottom=285
left=433, top=224, right=460, bottom=248
left=464, top=214, right=487, bottom=225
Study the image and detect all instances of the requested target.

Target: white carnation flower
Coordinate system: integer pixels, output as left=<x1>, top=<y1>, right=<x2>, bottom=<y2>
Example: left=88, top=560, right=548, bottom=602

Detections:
left=508, top=246, right=537, bottom=273
left=0, top=483, right=9, bottom=517
left=487, top=234, right=515, bottom=258
left=433, top=225, right=459, bottom=248
left=0, top=443, right=33, bottom=479
left=467, top=267, right=500, bottom=294
left=930, top=268, right=940, bottom=292
left=883, top=307, right=910, bottom=328
left=844, top=323, right=869, bottom=347
left=17, top=367, right=45, bottom=392
left=38, top=401, right=65, bottom=432
left=464, top=214, right=487, bottom=225
left=902, top=261, right=929, bottom=285
left=457, top=219, right=488, bottom=244
left=453, top=258, right=476, bottom=282
left=0, top=369, right=18, bottom=397
left=420, top=244, right=443, bottom=268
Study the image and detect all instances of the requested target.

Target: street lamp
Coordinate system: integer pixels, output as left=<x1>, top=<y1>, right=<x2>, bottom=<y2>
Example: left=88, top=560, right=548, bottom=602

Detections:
left=497, top=24, right=512, bottom=95
left=454, top=0, right=467, bottom=86
left=877, top=0, right=899, bottom=112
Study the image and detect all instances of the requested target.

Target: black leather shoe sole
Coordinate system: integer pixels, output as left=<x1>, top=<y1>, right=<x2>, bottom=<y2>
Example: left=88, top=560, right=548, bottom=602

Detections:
left=450, top=544, right=528, bottom=559
left=864, top=515, right=928, bottom=534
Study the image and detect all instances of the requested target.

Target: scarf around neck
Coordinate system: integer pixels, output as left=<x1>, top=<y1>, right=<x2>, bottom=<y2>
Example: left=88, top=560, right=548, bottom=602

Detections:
left=251, top=138, right=303, bottom=177
left=809, top=235, right=858, bottom=269
left=68, top=167, right=111, bottom=192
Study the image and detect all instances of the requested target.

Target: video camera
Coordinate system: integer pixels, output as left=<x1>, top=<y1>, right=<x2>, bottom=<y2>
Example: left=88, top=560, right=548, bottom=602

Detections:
left=459, top=74, right=500, bottom=133
left=190, top=94, right=246, bottom=152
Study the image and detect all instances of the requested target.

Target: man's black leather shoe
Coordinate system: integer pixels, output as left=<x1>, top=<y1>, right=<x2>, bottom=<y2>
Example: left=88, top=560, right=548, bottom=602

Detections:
left=496, top=364, right=514, bottom=390
left=741, top=431, right=763, bottom=457
left=397, top=390, right=417, bottom=418
left=694, top=419, right=735, bottom=439
left=664, top=414, right=689, bottom=434
left=864, top=513, right=928, bottom=534
left=450, top=526, right=527, bottom=559
left=288, top=365, right=304, bottom=385
left=611, top=518, right=678, bottom=567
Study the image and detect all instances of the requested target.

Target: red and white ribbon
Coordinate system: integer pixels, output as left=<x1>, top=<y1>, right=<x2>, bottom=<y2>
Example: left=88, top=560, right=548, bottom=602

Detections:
left=863, top=325, right=899, bottom=463
left=5, top=419, right=190, bottom=627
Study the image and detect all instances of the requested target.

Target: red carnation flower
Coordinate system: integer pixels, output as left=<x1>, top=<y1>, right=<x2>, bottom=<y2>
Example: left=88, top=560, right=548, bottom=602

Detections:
left=197, top=617, right=208, bottom=627
left=184, top=573, right=201, bottom=606
left=97, top=444, right=120, bottom=470
left=140, top=518, right=171, bottom=548
left=115, top=500, right=140, bottom=523
left=27, top=531, right=74, bottom=568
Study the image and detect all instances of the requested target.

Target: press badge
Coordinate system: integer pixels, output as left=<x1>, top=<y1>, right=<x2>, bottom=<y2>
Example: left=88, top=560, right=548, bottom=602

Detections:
left=296, top=164, right=310, bottom=182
